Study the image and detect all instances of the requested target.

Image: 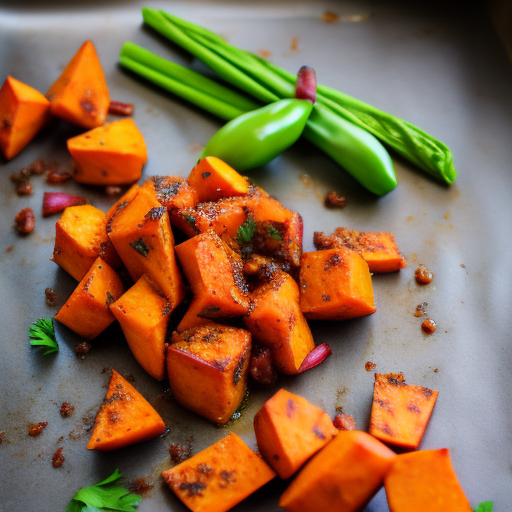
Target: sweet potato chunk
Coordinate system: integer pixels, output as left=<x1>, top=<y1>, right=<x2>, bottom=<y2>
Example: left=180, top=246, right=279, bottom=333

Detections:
left=110, top=274, right=172, bottom=380
left=55, top=257, right=123, bottom=339
left=45, top=40, right=109, bottom=129
left=254, top=389, right=338, bottom=479
left=244, top=270, right=315, bottom=374
left=108, top=186, right=185, bottom=310
left=384, top=449, right=472, bottom=512
left=280, top=430, right=396, bottom=512
left=369, top=373, right=439, bottom=450
left=299, top=248, right=376, bottom=320
left=162, top=432, right=275, bottom=512
left=105, top=183, right=140, bottom=222
left=167, top=325, right=251, bottom=424
left=187, top=156, right=250, bottom=202
left=176, top=298, right=217, bottom=332
left=86, top=369, right=166, bottom=451
left=143, top=175, right=198, bottom=214
left=314, top=227, right=406, bottom=273
left=0, top=75, right=50, bottom=160
left=52, top=204, right=108, bottom=281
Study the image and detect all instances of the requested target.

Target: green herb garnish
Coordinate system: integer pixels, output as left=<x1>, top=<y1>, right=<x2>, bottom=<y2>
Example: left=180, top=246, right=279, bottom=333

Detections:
left=236, top=217, right=257, bottom=244
left=66, top=469, right=141, bottom=512
left=266, top=224, right=283, bottom=240
left=473, top=502, right=493, bottom=512
left=29, top=318, right=58, bottom=355
left=129, top=238, right=150, bottom=257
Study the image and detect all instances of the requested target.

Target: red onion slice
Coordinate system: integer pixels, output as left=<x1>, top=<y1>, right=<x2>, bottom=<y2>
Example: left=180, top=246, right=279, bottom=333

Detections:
left=295, top=65, right=317, bottom=103
left=42, top=192, right=88, bottom=217
left=297, top=342, right=332, bottom=373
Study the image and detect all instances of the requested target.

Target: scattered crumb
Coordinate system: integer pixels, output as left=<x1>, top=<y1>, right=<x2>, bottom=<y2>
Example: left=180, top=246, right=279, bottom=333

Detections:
left=325, top=191, right=346, bottom=209
left=129, top=478, right=155, bottom=497
left=60, top=402, right=74, bottom=418
left=52, top=447, right=65, bottom=468
left=256, top=49, right=271, bottom=58
left=290, top=36, right=299, bottom=51
left=169, top=442, right=193, bottom=464
left=320, top=11, right=339, bottom=23
left=28, top=421, right=48, bottom=437
left=365, top=361, right=377, bottom=372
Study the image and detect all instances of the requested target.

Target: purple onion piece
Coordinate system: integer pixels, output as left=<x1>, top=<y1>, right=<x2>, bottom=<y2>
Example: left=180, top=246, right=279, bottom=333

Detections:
left=297, top=343, right=332, bottom=373
left=42, top=192, right=88, bottom=217
left=295, top=65, right=317, bottom=103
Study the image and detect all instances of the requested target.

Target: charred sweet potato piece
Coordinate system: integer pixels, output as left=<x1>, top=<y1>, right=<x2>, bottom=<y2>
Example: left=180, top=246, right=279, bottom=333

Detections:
left=110, top=274, right=172, bottom=380
left=45, top=40, right=109, bottom=129
left=384, top=449, right=472, bottom=512
left=162, top=432, right=275, bottom=512
left=244, top=270, right=314, bottom=374
left=55, top=257, right=123, bottom=339
left=176, top=298, right=217, bottom=332
left=0, top=75, right=50, bottom=160
left=52, top=205, right=108, bottom=281
left=254, top=389, right=338, bottom=479
left=369, top=373, right=439, bottom=450
left=143, top=175, right=198, bottom=215
left=167, top=325, right=251, bottom=424
left=314, top=227, right=406, bottom=273
left=280, top=430, right=396, bottom=512
left=105, top=183, right=140, bottom=222
left=108, top=186, right=185, bottom=310
left=187, top=156, right=250, bottom=202
left=86, top=369, right=166, bottom=451
left=299, top=248, right=376, bottom=320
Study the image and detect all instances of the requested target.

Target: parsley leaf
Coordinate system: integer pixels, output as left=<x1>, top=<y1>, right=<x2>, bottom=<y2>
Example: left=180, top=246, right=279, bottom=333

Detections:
left=236, top=217, right=257, bottom=244
left=473, top=502, right=493, bottom=512
left=29, top=318, right=58, bottom=355
left=67, top=469, right=141, bottom=512
left=266, top=224, right=283, bottom=240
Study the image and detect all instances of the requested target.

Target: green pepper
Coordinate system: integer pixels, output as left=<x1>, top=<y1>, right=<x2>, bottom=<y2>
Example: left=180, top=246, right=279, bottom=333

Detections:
left=200, top=98, right=313, bottom=171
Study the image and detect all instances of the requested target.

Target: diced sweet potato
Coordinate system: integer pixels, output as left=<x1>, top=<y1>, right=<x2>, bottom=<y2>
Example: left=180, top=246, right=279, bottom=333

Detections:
left=279, top=430, right=396, bottom=512
left=162, top=432, right=275, bottom=512
left=52, top=204, right=108, bottom=281
left=167, top=325, right=251, bottom=424
left=0, top=75, right=50, bottom=160
left=143, top=175, right=198, bottom=214
left=108, top=186, right=185, bottom=310
left=244, top=270, right=315, bottom=374
left=314, top=227, right=406, bottom=273
left=384, top=449, right=472, bottom=512
left=67, top=118, right=147, bottom=185
left=187, top=156, right=250, bottom=202
left=299, top=248, right=376, bottom=320
left=369, top=373, right=439, bottom=450
left=45, top=40, right=109, bottom=129
left=105, top=183, right=140, bottom=222
left=176, top=298, right=217, bottom=332
left=254, top=389, right=338, bottom=479
left=110, top=274, right=172, bottom=380
left=55, top=257, right=123, bottom=339
left=86, top=369, right=166, bottom=451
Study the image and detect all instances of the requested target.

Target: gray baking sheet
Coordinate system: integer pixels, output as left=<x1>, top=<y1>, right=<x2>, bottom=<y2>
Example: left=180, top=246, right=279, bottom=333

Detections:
left=1, top=1, right=511, bottom=511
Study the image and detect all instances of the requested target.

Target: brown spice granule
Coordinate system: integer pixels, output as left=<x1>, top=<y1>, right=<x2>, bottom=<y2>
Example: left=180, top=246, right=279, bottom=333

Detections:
left=421, top=318, right=437, bottom=334
left=129, top=478, right=154, bottom=497
left=415, top=264, right=433, bottom=285
left=75, top=340, right=92, bottom=358
left=320, top=11, right=339, bottom=23
left=333, top=413, right=356, bottom=431
left=169, top=442, right=192, bottom=464
left=14, top=207, right=35, bottom=234
left=46, top=171, right=72, bottom=184
left=60, top=402, right=74, bottom=418
left=365, top=361, right=377, bottom=372
left=0, top=431, right=5, bottom=444
left=414, top=301, right=428, bottom=317
left=52, top=447, right=65, bottom=468
left=108, top=101, right=134, bottom=116
left=45, top=287, right=56, bottom=306
left=28, top=421, right=48, bottom=437
left=325, top=191, right=346, bottom=208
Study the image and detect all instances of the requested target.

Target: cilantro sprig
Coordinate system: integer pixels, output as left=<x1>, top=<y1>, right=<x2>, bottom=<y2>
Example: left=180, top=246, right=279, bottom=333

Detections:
left=29, top=318, right=59, bottom=355
left=473, top=502, right=493, bottom=512
left=67, top=469, right=141, bottom=512
left=236, top=217, right=257, bottom=244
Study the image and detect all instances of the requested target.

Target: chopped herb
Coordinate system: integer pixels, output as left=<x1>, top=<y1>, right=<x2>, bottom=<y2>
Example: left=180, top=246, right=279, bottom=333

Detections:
left=130, top=238, right=150, bottom=257
left=266, top=224, right=283, bottom=240
left=66, top=468, right=141, bottom=512
left=144, top=206, right=166, bottom=221
left=183, top=214, right=196, bottom=228
left=473, top=502, right=493, bottom=512
left=29, top=318, right=58, bottom=355
left=236, top=217, right=257, bottom=244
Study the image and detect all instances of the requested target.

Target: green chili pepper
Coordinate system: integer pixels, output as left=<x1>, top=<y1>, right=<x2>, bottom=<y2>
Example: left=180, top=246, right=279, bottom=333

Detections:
left=200, top=98, right=313, bottom=171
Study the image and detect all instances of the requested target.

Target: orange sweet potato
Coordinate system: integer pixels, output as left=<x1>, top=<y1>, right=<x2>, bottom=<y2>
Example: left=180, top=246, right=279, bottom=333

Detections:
left=0, top=75, right=50, bottom=160
left=167, top=324, right=251, bottom=424
left=86, top=369, right=166, bottom=451
left=369, top=373, right=439, bottom=450
left=108, top=186, right=185, bottom=310
left=67, top=118, right=147, bottom=185
left=105, top=183, right=140, bottom=222
left=110, top=274, right=172, bottom=381
left=244, top=270, right=315, bottom=374
left=279, top=430, right=396, bottom=512
left=143, top=175, right=198, bottom=214
left=45, top=40, right=109, bottom=129
left=187, top=156, right=250, bottom=202
left=299, top=247, right=376, bottom=320
left=384, top=448, right=472, bottom=512
left=254, top=389, right=338, bottom=479
left=176, top=298, right=217, bottom=332
left=55, top=257, right=123, bottom=339
left=314, top=227, right=406, bottom=273
left=162, top=432, right=275, bottom=512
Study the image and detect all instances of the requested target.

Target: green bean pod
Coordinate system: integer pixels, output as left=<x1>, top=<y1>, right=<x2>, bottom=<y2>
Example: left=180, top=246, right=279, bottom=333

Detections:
left=200, top=98, right=313, bottom=171
left=303, top=104, right=397, bottom=196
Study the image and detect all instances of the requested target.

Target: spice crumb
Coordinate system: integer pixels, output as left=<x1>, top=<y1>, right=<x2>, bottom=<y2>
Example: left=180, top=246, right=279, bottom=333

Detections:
left=45, top=287, right=56, bottom=307
left=421, top=318, right=437, bottom=334
left=320, top=11, right=339, bottom=23
left=365, top=361, right=376, bottom=372
left=28, top=421, right=48, bottom=437
left=52, top=447, right=65, bottom=468
left=14, top=207, right=35, bottom=234
left=325, top=191, right=346, bottom=208
left=60, top=402, right=74, bottom=418
left=415, top=264, right=433, bottom=285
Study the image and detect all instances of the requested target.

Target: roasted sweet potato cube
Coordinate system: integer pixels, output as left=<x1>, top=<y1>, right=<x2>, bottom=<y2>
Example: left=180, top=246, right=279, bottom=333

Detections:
left=254, top=389, right=338, bottom=479
left=384, top=449, right=472, bottom=512
left=369, top=373, right=439, bottom=450
left=105, top=183, right=140, bottom=222
left=162, top=433, right=275, bottom=512
left=167, top=325, right=251, bottom=424
left=176, top=297, right=217, bottom=332
left=0, top=75, right=50, bottom=160
left=86, top=369, right=166, bottom=451
left=142, top=175, right=198, bottom=214
left=52, top=205, right=108, bottom=281
left=67, top=118, right=147, bottom=185
left=55, top=257, right=123, bottom=339
left=280, top=431, right=396, bottom=512
left=45, top=40, right=109, bottom=129
left=314, top=227, right=406, bottom=273
left=244, top=270, right=314, bottom=374
left=188, top=156, right=250, bottom=202
left=108, top=186, right=185, bottom=310
left=110, top=274, right=172, bottom=380
left=299, top=248, right=376, bottom=320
